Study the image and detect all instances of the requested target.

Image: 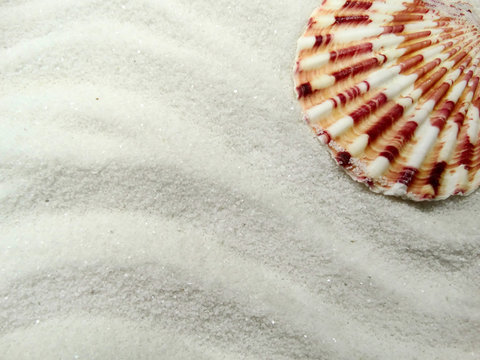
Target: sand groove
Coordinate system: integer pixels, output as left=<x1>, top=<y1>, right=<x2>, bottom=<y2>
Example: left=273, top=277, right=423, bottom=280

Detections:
left=0, top=1, right=479, bottom=359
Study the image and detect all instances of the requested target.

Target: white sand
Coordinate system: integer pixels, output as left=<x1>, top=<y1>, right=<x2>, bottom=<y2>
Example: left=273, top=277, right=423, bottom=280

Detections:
left=1, top=1, right=479, bottom=359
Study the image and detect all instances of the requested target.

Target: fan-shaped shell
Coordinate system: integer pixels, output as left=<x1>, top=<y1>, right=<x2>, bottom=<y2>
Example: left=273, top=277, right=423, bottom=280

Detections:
left=294, top=0, right=480, bottom=200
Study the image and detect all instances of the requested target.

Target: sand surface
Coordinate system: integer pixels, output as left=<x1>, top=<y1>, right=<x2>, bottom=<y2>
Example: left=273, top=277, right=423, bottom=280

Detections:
left=1, top=1, right=479, bottom=359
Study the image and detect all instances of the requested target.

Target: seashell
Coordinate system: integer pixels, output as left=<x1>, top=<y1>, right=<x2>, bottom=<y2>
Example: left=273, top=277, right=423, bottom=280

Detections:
left=294, top=0, right=480, bottom=200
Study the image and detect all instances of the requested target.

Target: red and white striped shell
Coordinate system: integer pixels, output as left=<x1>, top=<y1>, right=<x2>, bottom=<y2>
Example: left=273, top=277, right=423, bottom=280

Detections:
left=294, top=0, right=480, bottom=200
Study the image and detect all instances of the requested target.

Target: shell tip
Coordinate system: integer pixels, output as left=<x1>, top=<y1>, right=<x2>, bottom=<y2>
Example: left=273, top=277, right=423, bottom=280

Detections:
left=385, top=182, right=407, bottom=197
left=318, top=132, right=331, bottom=144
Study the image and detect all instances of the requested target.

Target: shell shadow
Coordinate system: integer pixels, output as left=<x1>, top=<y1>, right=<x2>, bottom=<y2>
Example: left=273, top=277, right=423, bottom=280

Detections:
left=384, top=189, right=472, bottom=213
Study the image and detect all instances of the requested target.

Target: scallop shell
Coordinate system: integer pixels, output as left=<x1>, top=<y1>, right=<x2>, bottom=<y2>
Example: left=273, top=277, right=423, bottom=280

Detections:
left=294, top=0, right=480, bottom=200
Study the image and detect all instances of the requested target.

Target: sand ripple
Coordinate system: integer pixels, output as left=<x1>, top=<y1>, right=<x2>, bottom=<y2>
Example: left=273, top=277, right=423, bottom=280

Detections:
left=1, top=0, right=479, bottom=359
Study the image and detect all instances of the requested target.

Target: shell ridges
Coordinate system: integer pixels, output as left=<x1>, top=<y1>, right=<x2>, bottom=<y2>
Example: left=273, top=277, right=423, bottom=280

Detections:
left=294, top=0, right=480, bottom=200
